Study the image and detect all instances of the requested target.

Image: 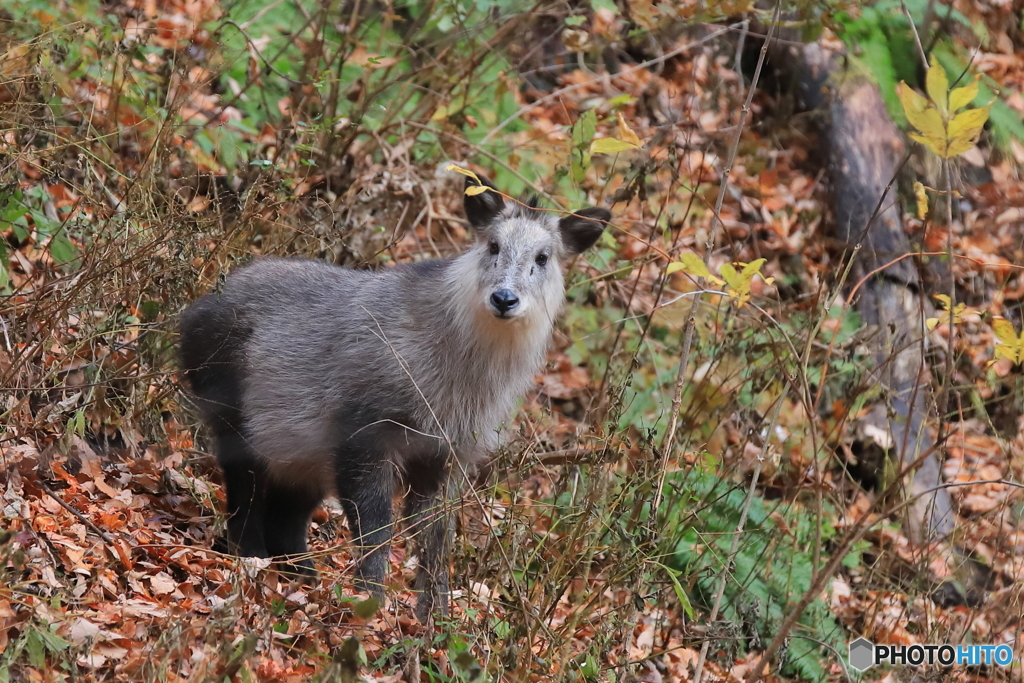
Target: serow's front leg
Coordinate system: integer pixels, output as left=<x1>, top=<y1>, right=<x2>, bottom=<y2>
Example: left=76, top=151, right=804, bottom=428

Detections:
left=263, top=479, right=322, bottom=578
left=215, top=431, right=269, bottom=558
left=336, top=459, right=396, bottom=601
left=405, top=467, right=459, bottom=623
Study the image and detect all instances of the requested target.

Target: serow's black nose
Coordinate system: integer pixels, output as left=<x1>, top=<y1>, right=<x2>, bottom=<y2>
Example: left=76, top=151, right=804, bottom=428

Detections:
left=490, top=289, right=519, bottom=314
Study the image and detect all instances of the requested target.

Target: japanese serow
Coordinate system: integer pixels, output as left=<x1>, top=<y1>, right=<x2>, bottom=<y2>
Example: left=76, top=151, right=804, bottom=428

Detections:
left=179, top=175, right=610, bottom=619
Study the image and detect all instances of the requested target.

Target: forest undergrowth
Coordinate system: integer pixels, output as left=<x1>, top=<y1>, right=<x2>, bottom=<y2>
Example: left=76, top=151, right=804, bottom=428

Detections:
left=1, top=0, right=1024, bottom=681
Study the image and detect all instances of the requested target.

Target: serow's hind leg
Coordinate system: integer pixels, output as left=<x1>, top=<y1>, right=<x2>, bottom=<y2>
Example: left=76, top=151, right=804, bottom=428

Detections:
left=263, top=479, right=322, bottom=579
left=215, top=431, right=269, bottom=558
left=335, top=456, right=396, bottom=602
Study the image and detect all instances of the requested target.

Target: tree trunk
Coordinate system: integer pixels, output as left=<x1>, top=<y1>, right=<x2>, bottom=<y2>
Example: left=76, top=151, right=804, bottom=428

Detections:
left=798, top=43, right=954, bottom=543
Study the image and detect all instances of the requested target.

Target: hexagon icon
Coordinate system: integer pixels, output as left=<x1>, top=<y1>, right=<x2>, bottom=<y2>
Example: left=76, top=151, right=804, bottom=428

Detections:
left=849, top=638, right=874, bottom=671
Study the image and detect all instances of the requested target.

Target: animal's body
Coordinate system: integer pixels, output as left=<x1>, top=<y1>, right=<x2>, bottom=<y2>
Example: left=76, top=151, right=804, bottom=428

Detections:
left=179, top=175, right=609, bottom=618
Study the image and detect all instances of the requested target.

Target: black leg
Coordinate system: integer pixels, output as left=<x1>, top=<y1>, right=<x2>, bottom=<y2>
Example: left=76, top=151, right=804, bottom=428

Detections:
left=335, top=459, right=396, bottom=600
left=216, top=431, right=268, bottom=558
left=263, top=479, right=322, bottom=577
left=404, top=459, right=457, bottom=622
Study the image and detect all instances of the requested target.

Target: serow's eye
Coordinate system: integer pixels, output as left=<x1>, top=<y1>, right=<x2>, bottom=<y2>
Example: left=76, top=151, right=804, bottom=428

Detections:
left=489, top=241, right=500, bottom=255
left=535, top=253, right=548, bottom=266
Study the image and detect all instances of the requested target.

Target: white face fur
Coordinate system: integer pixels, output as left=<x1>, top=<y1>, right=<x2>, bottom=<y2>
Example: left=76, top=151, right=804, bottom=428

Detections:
left=458, top=175, right=611, bottom=327
left=476, top=210, right=564, bottom=321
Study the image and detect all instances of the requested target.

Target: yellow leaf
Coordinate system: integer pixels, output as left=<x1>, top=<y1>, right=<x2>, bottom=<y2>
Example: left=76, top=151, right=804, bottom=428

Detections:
left=739, top=258, right=767, bottom=279
left=911, top=106, right=946, bottom=142
left=908, top=132, right=947, bottom=157
left=948, top=105, right=989, bottom=139
left=927, top=295, right=967, bottom=331
left=949, top=78, right=979, bottom=112
left=925, top=55, right=948, bottom=114
left=993, top=319, right=1020, bottom=343
left=464, top=185, right=490, bottom=196
left=944, top=136, right=976, bottom=158
left=589, top=137, right=640, bottom=155
left=914, top=181, right=928, bottom=219
left=446, top=164, right=481, bottom=183
left=719, top=263, right=755, bottom=307
left=617, top=113, right=642, bottom=147
left=944, top=105, right=990, bottom=158
left=897, top=82, right=931, bottom=130
left=992, top=318, right=1024, bottom=365
left=431, top=105, right=449, bottom=122
left=719, top=263, right=740, bottom=288
left=666, top=253, right=723, bottom=285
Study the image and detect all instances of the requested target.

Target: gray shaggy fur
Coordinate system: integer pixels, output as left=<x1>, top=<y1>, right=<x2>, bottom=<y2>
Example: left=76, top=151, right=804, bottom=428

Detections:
left=179, top=175, right=610, bottom=619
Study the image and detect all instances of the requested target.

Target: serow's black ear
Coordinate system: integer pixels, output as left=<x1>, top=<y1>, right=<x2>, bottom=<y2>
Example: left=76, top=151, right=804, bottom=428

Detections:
left=464, top=175, right=505, bottom=229
left=559, top=207, right=611, bottom=255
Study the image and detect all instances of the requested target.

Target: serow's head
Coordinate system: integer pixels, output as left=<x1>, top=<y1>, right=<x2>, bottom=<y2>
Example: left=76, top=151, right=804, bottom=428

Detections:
left=462, top=175, right=611, bottom=321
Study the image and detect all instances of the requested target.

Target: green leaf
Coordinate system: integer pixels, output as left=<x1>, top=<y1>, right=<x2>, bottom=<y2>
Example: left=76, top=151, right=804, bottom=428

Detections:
left=572, top=109, right=597, bottom=150
left=0, top=189, right=25, bottom=227
left=30, top=211, right=59, bottom=237
left=846, top=15, right=905, bottom=124
left=580, top=654, right=599, bottom=679
left=26, top=629, right=45, bottom=669
left=0, top=239, right=8, bottom=291
left=69, top=410, right=86, bottom=437
left=652, top=561, right=694, bottom=619
left=353, top=596, right=379, bottom=619
left=48, top=231, right=77, bottom=266
left=570, top=159, right=587, bottom=183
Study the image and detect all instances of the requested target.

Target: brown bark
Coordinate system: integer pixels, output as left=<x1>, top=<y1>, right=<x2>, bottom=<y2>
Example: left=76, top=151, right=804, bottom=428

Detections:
left=799, top=43, right=954, bottom=543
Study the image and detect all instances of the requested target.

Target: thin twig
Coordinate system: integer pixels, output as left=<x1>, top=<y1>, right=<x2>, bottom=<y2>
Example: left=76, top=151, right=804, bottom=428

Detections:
left=741, top=426, right=980, bottom=682
left=38, top=480, right=116, bottom=545
left=654, top=1, right=782, bottom=512
left=901, top=1, right=929, bottom=69
left=219, top=20, right=303, bottom=85
left=480, top=22, right=745, bottom=145
left=691, top=393, right=784, bottom=683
